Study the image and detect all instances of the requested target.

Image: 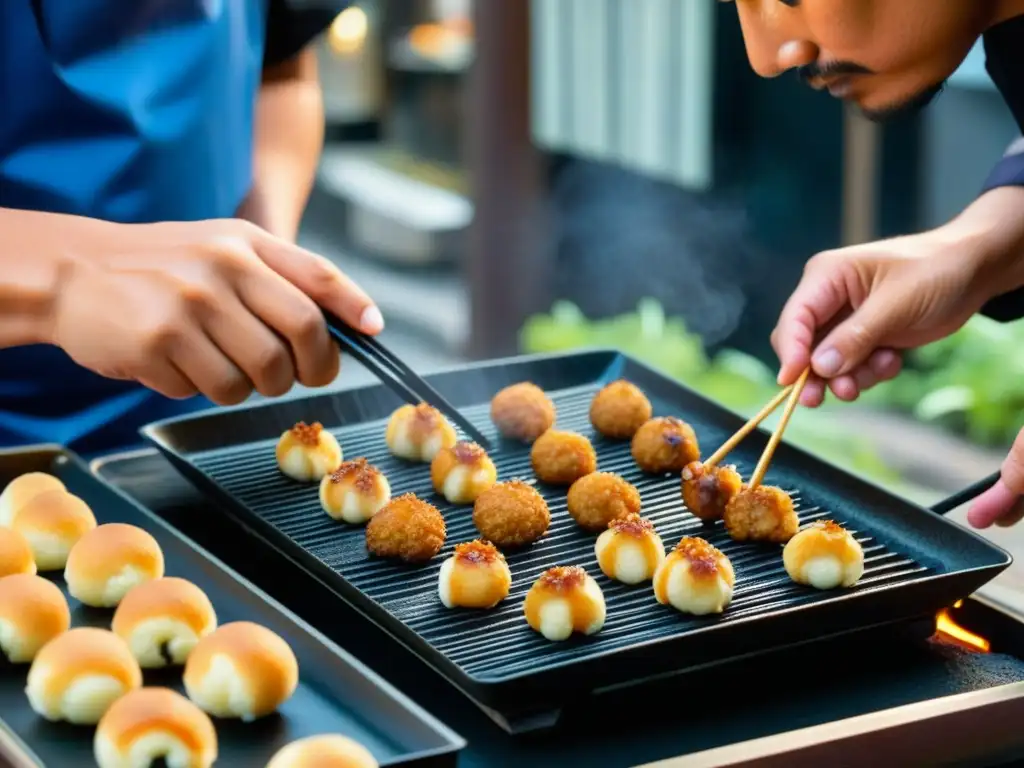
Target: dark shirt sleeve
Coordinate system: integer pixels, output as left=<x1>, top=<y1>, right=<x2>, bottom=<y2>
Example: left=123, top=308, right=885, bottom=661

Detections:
left=263, top=0, right=350, bottom=68
left=977, top=142, right=1024, bottom=322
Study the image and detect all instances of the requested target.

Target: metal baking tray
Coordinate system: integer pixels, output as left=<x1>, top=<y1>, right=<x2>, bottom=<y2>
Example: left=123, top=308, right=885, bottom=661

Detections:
left=0, top=446, right=463, bottom=767
left=140, top=349, right=1011, bottom=728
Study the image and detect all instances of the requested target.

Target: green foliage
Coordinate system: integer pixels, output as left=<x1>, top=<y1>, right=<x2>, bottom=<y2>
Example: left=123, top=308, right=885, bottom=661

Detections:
left=519, top=299, right=900, bottom=484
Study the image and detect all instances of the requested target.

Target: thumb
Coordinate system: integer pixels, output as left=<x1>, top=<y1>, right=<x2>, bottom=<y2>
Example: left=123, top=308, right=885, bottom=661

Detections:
left=809, top=290, right=901, bottom=379
left=255, top=233, right=384, bottom=335
left=968, top=429, right=1024, bottom=528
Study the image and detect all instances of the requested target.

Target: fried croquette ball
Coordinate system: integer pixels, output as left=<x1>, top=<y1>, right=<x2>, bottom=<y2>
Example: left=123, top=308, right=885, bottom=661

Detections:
left=594, top=514, right=665, bottom=585
left=530, top=430, right=597, bottom=485
left=64, top=523, right=165, bottom=608
left=472, top=481, right=551, bottom=548
left=276, top=422, right=343, bottom=482
left=26, top=628, right=143, bottom=724
left=365, top=494, right=446, bottom=563
left=653, top=537, right=735, bottom=615
left=319, top=459, right=391, bottom=524
left=438, top=540, right=512, bottom=609
left=112, top=577, right=218, bottom=668
left=681, top=461, right=744, bottom=523
left=11, top=489, right=97, bottom=571
left=0, top=527, right=36, bottom=577
left=566, top=472, right=642, bottom=533
left=431, top=441, right=497, bottom=505
left=523, top=566, right=606, bottom=642
left=0, top=472, right=65, bottom=528
left=183, top=622, right=298, bottom=721
left=385, top=404, right=457, bottom=462
left=266, top=735, right=379, bottom=768
left=783, top=520, right=865, bottom=590
left=724, top=485, right=799, bottom=544
left=631, top=417, right=700, bottom=474
left=490, top=382, right=556, bottom=442
left=589, top=380, right=652, bottom=439
left=94, top=687, right=218, bottom=768
left=0, top=573, right=71, bottom=663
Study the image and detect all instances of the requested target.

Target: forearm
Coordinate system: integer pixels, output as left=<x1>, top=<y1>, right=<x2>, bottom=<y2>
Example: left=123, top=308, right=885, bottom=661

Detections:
left=237, top=47, right=325, bottom=242
left=937, top=185, right=1024, bottom=304
left=0, top=207, right=81, bottom=348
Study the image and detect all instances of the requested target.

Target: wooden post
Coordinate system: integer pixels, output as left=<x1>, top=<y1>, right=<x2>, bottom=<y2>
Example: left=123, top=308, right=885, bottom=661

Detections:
left=464, top=0, right=548, bottom=358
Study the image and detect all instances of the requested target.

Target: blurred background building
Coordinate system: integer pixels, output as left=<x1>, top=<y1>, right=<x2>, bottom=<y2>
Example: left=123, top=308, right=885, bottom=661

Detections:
left=299, top=1, right=1024, bottom=553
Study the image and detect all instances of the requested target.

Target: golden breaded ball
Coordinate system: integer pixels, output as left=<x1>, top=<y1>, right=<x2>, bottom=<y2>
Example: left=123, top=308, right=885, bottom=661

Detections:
left=530, top=430, right=597, bottom=485
left=589, top=380, right=652, bottom=439
left=365, top=494, right=446, bottom=563
left=490, top=383, right=556, bottom=443
left=472, top=481, right=551, bottom=549
left=566, top=473, right=642, bottom=533
left=630, top=417, right=700, bottom=474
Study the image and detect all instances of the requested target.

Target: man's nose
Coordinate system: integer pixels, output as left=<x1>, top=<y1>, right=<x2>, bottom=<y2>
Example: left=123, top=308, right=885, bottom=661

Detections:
left=777, top=40, right=818, bottom=72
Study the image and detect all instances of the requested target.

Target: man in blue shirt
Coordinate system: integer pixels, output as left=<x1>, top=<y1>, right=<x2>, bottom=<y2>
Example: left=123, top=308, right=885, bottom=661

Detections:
left=0, top=0, right=383, bottom=455
left=722, top=1, right=1024, bottom=527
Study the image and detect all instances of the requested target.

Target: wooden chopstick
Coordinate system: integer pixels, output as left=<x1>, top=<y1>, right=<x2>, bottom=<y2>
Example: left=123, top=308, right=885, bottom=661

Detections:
left=704, top=384, right=796, bottom=469
left=747, top=368, right=811, bottom=491
left=323, top=312, right=492, bottom=448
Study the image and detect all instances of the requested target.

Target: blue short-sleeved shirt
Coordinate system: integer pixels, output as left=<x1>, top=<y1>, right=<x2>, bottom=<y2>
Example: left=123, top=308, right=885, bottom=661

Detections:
left=0, top=0, right=338, bottom=454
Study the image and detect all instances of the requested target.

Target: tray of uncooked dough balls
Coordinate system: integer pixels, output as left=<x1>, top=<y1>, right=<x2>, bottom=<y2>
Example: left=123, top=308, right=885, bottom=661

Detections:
left=0, top=445, right=464, bottom=767
left=140, top=349, right=1011, bottom=722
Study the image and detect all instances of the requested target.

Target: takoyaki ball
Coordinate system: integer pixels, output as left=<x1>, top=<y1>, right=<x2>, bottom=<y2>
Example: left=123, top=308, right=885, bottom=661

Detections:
left=112, top=577, right=218, bottom=668
left=681, top=461, right=744, bottom=522
left=472, top=481, right=551, bottom=549
left=11, top=490, right=97, bottom=571
left=0, top=574, right=71, bottom=663
left=490, top=382, right=556, bottom=443
left=365, top=494, right=446, bottom=564
left=530, top=430, right=597, bottom=486
left=631, top=417, right=700, bottom=474
left=589, top=380, right=652, bottom=439
left=653, top=537, right=735, bottom=615
left=64, top=523, right=165, bottom=608
left=566, top=472, right=642, bottom=533
left=595, top=514, right=666, bottom=585
left=94, top=687, right=218, bottom=768
left=438, top=540, right=512, bottom=609
left=266, top=735, right=379, bottom=768
left=0, top=472, right=65, bottom=528
left=276, top=422, right=343, bottom=482
left=783, top=520, right=865, bottom=590
left=319, top=459, right=391, bottom=524
left=0, top=527, right=36, bottom=577
left=385, top=404, right=457, bottom=462
left=26, top=628, right=143, bottom=724
left=724, top=485, right=799, bottom=544
left=183, top=622, right=298, bottom=721
left=523, top=566, right=606, bottom=642
left=431, top=442, right=497, bottom=505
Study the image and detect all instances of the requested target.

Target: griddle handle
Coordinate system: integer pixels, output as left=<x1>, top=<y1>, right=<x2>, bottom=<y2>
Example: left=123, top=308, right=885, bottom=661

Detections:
left=929, top=471, right=1001, bottom=515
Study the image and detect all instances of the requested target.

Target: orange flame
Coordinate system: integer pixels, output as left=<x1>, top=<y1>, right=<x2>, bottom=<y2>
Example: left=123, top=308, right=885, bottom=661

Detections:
left=935, top=600, right=990, bottom=653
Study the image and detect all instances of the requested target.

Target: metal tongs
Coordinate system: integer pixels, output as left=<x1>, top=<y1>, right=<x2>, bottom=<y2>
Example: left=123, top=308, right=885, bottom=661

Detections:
left=324, top=311, right=491, bottom=449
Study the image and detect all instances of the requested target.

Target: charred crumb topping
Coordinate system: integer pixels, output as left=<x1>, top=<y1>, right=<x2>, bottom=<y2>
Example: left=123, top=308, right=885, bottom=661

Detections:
left=537, top=565, right=587, bottom=591
left=452, top=441, right=486, bottom=464
left=607, top=513, right=654, bottom=537
left=675, top=537, right=724, bottom=575
left=289, top=421, right=323, bottom=446
left=454, top=539, right=504, bottom=564
left=329, top=458, right=381, bottom=491
left=412, top=403, right=441, bottom=427
left=815, top=519, right=847, bottom=535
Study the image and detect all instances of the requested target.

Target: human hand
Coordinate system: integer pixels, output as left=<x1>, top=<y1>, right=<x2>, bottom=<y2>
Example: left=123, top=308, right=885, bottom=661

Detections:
left=968, top=431, right=1024, bottom=529
left=772, top=232, right=995, bottom=407
left=49, top=218, right=383, bottom=405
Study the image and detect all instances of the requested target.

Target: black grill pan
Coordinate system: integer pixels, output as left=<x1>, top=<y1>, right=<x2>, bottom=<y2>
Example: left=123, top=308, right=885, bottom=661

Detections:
left=0, top=446, right=463, bottom=767
left=141, top=349, right=1011, bottom=727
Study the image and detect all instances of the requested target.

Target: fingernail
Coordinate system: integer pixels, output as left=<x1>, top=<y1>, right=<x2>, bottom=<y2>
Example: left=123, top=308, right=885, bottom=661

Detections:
left=359, top=306, right=384, bottom=334
left=812, top=348, right=842, bottom=377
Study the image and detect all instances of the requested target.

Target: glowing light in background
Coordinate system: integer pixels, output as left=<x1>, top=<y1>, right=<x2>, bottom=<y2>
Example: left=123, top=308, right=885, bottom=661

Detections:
left=329, top=5, right=369, bottom=56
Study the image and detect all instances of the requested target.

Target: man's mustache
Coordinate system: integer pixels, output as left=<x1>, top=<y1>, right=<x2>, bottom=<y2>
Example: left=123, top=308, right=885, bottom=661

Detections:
left=798, top=61, right=874, bottom=82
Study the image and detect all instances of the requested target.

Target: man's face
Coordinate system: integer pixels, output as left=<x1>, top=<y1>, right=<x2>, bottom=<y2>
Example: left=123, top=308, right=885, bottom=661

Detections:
left=725, top=0, right=990, bottom=121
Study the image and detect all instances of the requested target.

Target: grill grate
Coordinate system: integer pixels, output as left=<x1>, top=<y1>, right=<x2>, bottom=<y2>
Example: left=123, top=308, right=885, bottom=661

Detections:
left=192, top=383, right=931, bottom=682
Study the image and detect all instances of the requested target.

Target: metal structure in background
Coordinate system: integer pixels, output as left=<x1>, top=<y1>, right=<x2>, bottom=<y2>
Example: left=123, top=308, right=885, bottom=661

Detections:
left=531, top=0, right=715, bottom=191
left=842, top=105, right=881, bottom=245
left=465, top=0, right=548, bottom=357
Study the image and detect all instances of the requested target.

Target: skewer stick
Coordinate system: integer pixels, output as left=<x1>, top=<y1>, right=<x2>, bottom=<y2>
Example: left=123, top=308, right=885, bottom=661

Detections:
left=704, top=384, right=795, bottom=469
left=748, top=368, right=811, bottom=491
